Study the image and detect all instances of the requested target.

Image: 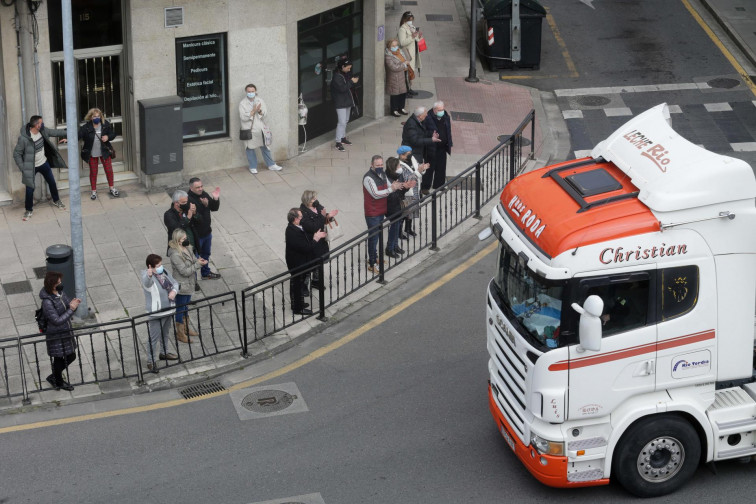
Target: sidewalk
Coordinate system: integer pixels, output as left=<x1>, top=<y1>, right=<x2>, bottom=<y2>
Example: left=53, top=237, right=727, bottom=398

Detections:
left=0, top=0, right=549, bottom=408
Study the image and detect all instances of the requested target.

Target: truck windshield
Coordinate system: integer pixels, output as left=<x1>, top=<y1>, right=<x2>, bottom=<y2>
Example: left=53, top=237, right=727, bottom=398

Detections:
left=492, top=242, right=566, bottom=350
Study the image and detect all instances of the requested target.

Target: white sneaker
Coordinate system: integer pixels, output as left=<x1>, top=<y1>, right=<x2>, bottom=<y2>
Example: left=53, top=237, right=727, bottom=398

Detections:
left=268, top=164, right=283, bottom=171
left=249, top=167, right=258, bottom=174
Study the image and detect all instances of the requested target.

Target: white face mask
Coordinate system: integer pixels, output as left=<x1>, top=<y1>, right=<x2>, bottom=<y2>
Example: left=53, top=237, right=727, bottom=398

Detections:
left=407, top=21, right=413, bottom=27
left=396, top=167, right=403, bottom=174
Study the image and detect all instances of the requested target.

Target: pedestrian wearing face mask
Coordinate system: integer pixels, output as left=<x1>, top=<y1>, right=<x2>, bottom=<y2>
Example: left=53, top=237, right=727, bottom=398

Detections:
left=385, top=38, right=411, bottom=117
left=239, top=83, right=283, bottom=174
left=141, top=254, right=179, bottom=372
left=39, top=271, right=81, bottom=391
left=78, top=107, right=118, bottom=200
left=398, top=11, right=422, bottom=97
left=164, top=190, right=201, bottom=254
left=167, top=228, right=207, bottom=343
left=422, top=101, right=453, bottom=192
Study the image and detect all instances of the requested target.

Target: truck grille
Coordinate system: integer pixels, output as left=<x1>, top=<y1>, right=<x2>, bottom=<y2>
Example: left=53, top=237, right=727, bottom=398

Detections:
left=489, top=304, right=529, bottom=442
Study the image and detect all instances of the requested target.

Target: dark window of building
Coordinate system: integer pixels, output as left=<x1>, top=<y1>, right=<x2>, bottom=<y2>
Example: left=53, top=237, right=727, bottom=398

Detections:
left=175, top=33, right=229, bottom=142
left=659, top=266, right=699, bottom=321
left=48, top=0, right=123, bottom=52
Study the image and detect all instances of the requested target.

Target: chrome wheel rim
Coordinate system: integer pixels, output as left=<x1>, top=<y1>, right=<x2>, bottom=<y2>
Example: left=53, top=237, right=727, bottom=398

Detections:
left=636, top=435, right=685, bottom=483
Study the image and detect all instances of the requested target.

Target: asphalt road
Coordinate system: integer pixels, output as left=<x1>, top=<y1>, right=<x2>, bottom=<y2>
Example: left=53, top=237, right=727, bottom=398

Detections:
left=2, top=236, right=756, bottom=503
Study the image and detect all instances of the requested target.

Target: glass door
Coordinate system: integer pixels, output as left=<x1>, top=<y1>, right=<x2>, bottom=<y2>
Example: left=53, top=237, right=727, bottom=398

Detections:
left=298, top=1, right=363, bottom=143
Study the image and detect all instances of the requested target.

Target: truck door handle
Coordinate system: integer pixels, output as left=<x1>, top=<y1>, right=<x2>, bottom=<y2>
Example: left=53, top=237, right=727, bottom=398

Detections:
left=634, top=360, right=656, bottom=376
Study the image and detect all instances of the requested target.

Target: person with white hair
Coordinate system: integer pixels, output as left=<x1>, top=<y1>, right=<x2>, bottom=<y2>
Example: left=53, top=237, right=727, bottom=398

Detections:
left=401, top=106, right=440, bottom=178
left=163, top=189, right=201, bottom=255
left=422, top=101, right=453, bottom=193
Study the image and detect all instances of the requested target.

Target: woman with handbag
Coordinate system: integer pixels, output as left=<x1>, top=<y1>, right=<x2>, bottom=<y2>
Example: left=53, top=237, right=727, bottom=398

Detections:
left=39, top=271, right=81, bottom=391
left=384, top=157, right=413, bottom=258
left=239, top=84, right=283, bottom=174
left=78, top=108, right=118, bottom=200
left=330, top=58, right=360, bottom=152
left=398, top=11, right=423, bottom=97
left=396, top=145, right=428, bottom=239
left=385, top=39, right=411, bottom=117
left=299, top=190, right=339, bottom=290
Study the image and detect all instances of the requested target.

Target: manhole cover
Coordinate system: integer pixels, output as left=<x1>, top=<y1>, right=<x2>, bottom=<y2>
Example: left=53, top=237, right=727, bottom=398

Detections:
left=576, top=95, right=611, bottom=107
left=407, top=89, right=434, bottom=99
left=707, top=77, right=740, bottom=89
left=242, top=389, right=297, bottom=413
left=451, top=111, right=484, bottom=123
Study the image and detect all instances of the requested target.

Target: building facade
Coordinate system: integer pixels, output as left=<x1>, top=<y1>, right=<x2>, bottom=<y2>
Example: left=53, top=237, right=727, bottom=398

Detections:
left=0, top=0, right=388, bottom=201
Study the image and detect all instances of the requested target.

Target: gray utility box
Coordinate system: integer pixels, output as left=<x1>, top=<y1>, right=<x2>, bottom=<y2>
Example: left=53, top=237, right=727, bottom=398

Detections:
left=138, top=96, right=183, bottom=174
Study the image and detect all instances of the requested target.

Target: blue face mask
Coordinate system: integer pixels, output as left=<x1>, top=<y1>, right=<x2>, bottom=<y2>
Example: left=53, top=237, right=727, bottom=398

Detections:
left=155, top=265, right=164, bottom=275
left=93, top=117, right=101, bottom=125
left=390, top=46, right=398, bottom=52
left=247, top=92, right=256, bottom=99
left=436, top=110, right=445, bottom=118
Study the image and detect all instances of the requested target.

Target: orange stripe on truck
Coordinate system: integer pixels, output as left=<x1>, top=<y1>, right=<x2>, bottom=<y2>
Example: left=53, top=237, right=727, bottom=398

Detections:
left=548, top=330, right=715, bottom=371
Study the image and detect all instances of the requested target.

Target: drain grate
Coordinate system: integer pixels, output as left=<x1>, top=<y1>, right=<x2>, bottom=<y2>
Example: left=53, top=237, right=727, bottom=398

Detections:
left=707, top=77, right=740, bottom=89
left=426, top=14, right=454, bottom=22
left=451, top=111, right=483, bottom=123
left=241, top=389, right=297, bottom=413
left=2, top=280, right=32, bottom=295
left=179, top=380, right=226, bottom=399
left=577, top=95, right=611, bottom=107
left=33, top=267, right=47, bottom=279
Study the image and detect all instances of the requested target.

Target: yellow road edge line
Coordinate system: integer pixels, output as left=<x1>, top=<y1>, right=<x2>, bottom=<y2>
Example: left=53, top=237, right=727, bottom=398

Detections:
left=0, top=242, right=498, bottom=435
left=681, top=0, right=756, bottom=97
left=544, top=8, right=579, bottom=78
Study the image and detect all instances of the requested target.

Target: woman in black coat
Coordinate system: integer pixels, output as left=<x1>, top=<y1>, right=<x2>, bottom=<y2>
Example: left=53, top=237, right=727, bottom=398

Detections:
left=78, top=107, right=118, bottom=200
left=299, top=189, right=339, bottom=288
left=39, top=271, right=81, bottom=391
left=330, top=58, right=359, bottom=152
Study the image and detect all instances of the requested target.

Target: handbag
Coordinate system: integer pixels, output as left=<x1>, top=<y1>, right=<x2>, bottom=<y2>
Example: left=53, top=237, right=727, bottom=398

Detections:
left=261, top=122, right=273, bottom=147
left=326, top=218, right=344, bottom=244
left=239, top=129, right=253, bottom=141
left=417, top=38, right=427, bottom=52
left=350, top=104, right=360, bottom=121
left=407, top=65, right=415, bottom=81
left=95, top=132, right=116, bottom=159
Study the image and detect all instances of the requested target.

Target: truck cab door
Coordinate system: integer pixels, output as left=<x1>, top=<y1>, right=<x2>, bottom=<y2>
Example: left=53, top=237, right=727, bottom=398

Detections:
left=565, top=270, right=657, bottom=420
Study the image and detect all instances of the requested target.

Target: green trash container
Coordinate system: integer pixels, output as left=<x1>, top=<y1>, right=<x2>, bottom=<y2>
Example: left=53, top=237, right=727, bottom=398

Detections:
left=482, top=0, right=546, bottom=70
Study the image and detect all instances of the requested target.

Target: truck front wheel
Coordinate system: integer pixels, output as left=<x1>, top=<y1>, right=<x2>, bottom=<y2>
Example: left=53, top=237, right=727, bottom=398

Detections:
left=613, top=415, right=701, bottom=497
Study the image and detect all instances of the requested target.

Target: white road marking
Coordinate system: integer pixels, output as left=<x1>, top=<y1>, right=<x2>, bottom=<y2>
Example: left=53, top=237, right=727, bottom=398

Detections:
left=604, top=107, right=633, bottom=117
left=555, top=82, right=708, bottom=97
left=562, top=110, right=584, bottom=119
left=668, top=105, right=683, bottom=114
left=704, top=102, right=733, bottom=112
left=731, top=142, right=756, bottom=152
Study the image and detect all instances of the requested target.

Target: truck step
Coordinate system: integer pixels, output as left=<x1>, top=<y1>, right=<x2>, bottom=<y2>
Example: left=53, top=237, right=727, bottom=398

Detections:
left=708, top=387, right=756, bottom=460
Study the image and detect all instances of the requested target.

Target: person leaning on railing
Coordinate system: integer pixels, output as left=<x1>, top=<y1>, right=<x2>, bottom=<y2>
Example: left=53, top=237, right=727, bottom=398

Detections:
left=39, top=271, right=81, bottom=391
left=141, top=253, right=179, bottom=372
left=167, top=228, right=207, bottom=344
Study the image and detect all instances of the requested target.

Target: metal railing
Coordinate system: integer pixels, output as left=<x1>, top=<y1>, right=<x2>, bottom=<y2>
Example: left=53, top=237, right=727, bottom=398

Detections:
left=0, top=110, right=535, bottom=403
left=240, top=109, right=536, bottom=348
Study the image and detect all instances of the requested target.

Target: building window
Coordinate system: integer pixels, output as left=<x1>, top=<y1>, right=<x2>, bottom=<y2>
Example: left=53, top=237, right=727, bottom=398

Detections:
left=48, top=0, right=123, bottom=52
left=175, top=33, right=229, bottom=142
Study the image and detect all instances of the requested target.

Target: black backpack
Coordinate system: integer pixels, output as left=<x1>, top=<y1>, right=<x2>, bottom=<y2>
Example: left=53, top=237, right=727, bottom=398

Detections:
left=35, top=307, right=48, bottom=333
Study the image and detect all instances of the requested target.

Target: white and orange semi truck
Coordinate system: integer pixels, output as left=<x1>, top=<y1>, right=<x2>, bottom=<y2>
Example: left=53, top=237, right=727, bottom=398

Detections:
left=482, top=103, right=756, bottom=496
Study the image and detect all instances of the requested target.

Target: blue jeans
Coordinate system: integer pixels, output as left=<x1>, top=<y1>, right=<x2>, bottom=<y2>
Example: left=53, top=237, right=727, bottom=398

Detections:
left=246, top=146, right=275, bottom=170
left=387, top=219, right=402, bottom=252
left=25, top=162, right=60, bottom=211
left=196, top=234, right=212, bottom=277
left=365, top=215, right=385, bottom=265
left=174, top=294, right=192, bottom=323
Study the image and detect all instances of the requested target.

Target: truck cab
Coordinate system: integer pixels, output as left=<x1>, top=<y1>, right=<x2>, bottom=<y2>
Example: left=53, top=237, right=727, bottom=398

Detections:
left=485, top=103, right=756, bottom=497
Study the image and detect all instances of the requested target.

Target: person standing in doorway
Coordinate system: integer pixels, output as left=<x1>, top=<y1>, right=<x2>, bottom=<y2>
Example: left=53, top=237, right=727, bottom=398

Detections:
left=13, top=115, right=67, bottom=221
left=187, top=177, right=222, bottom=280
left=423, top=101, right=453, bottom=192
left=398, top=11, right=422, bottom=97
left=79, top=108, right=118, bottom=200
left=239, top=84, right=283, bottom=174
left=331, top=58, right=359, bottom=152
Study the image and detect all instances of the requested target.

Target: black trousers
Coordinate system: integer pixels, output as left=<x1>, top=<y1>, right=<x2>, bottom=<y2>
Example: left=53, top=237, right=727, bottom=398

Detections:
left=390, top=93, right=407, bottom=113
left=290, top=272, right=306, bottom=313
left=52, top=353, right=76, bottom=382
left=422, top=150, right=448, bottom=190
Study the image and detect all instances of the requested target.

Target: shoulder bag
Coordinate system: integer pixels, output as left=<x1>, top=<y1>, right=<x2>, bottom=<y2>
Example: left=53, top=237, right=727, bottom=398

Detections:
left=239, top=129, right=253, bottom=141
left=326, top=217, right=344, bottom=245
left=95, top=131, right=116, bottom=159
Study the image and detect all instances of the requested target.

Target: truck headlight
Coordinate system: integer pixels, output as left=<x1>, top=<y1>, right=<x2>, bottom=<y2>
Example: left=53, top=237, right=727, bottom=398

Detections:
left=530, top=433, right=564, bottom=456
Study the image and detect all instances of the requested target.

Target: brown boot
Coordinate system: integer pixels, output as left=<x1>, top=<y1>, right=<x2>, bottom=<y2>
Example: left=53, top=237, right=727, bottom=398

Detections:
left=185, top=317, right=198, bottom=337
left=176, top=321, right=191, bottom=343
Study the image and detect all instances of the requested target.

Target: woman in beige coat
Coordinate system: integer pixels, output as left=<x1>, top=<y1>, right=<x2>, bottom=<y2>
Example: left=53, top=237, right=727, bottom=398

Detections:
left=238, top=84, right=283, bottom=174
left=167, top=228, right=207, bottom=343
left=385, top=38, right=411, bottom=117
left=398, top=11, right=422, bottom=96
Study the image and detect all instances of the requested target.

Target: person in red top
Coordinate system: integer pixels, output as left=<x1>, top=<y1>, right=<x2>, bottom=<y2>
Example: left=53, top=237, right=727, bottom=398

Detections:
left=363, top=154, right=407, bottom=273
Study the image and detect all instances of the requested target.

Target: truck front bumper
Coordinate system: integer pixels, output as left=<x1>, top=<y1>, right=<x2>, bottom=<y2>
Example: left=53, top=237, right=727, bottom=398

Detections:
left=488, top=383, right=609, bottom=488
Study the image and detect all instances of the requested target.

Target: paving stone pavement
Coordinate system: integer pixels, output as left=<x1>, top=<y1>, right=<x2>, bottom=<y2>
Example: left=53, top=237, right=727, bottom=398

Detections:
left=0, top=0, right=552, bottom=408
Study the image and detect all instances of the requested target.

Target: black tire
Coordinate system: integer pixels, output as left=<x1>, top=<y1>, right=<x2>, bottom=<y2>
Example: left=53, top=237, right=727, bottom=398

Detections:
left=612, top=415, right=701, bottom=498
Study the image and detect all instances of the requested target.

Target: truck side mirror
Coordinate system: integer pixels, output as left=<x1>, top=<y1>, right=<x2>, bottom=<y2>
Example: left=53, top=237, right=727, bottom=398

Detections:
left=571, top=295, right=604, bottom=352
